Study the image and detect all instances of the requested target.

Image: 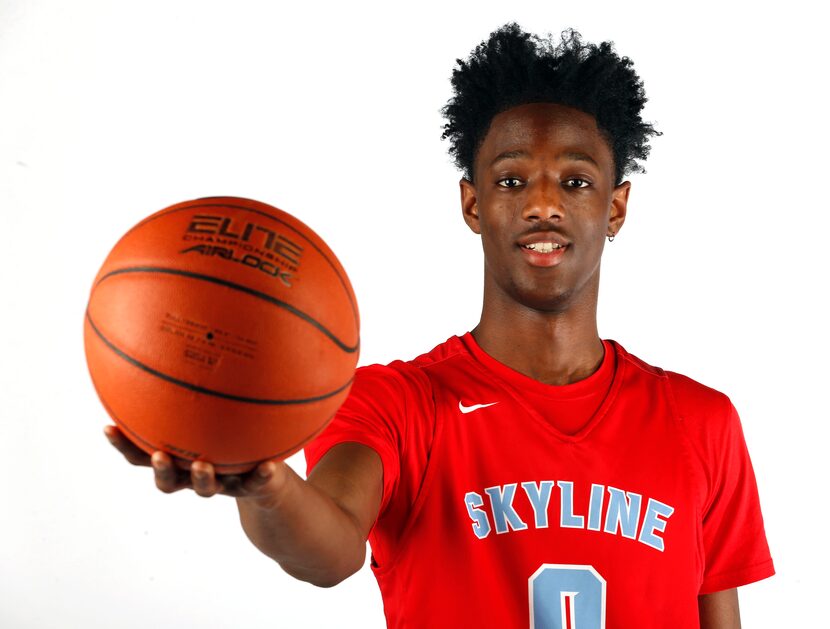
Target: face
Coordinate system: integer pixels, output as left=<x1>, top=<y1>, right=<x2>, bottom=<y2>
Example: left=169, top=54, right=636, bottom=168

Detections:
left=460, top=102, right=630, bottom=314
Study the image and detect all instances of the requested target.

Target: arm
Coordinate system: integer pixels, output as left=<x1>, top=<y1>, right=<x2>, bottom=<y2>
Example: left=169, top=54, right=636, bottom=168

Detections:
left=237, top=441, right=383, bottom=587
left=105, top=426, right=383, bottom=588
left=698, top=589, right=741, bottom=629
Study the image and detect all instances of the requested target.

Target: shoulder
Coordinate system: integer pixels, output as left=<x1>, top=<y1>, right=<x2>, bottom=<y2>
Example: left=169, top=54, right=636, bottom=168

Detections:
left=612, top=340, right=733, bottom=421
left=664, top=370, right=733, bottom=423
left=353, top=334, right=469, bottom=394
left=346, top=335, right=471, bottom=416
left=662, top=369, right=737, bottom=469
left=613, top=343, right=741, bottom=495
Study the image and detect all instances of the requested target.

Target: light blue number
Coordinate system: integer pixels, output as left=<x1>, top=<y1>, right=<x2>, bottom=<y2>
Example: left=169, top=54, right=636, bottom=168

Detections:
left=529, top=564, right=606, bottom=629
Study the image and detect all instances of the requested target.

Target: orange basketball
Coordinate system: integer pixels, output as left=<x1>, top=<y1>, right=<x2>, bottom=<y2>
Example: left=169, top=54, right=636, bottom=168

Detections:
left=84, top=196, right=359, bottom=474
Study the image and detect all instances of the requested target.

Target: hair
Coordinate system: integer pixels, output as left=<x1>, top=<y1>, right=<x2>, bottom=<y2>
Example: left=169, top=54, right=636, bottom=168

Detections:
left=441, top=23, right=661, bottom=185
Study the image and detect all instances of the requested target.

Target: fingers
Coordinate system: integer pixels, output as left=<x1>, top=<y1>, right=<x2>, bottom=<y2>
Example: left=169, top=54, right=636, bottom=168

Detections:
left=240, top=461, right=277, bottom=494
left=190, top=462, right=269, bottom=499
left=235, top=461, right=292, bottom=510
left=189, top=461, right=223, bottom=498
left=105, top=426, right=282, bottom=500
left=150, top=454, right=227, bottom=497
left=213, top=462, right=275, bottom=498
left=151, top=451, right=192, bottom=494
left=104, top=425, right=152, bottom=467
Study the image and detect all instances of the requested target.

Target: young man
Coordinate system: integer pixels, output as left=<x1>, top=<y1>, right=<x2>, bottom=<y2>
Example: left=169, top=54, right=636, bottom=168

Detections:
left=107, top=24, right=774, bottom=628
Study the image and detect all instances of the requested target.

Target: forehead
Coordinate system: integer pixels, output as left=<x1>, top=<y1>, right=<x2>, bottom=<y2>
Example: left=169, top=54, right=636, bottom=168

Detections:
left=476, top=103, right=614, bottom=175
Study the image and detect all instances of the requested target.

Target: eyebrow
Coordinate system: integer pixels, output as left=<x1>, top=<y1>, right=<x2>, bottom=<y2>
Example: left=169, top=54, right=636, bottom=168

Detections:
left=490, top=150, right=528, bottom=166
left=561, top=151, right=599, bottom=168
left=489, top=149, right=599, bottom=168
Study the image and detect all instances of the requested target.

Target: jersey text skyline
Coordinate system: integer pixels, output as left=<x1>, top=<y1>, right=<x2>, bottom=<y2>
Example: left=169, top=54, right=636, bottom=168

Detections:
left=464, top=480, right=674, bottom=552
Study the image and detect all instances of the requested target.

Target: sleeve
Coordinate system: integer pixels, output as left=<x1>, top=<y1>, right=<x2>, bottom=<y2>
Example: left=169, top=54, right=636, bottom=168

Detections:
left=303, top=362, right=426, bottom=517
left=697, top=398, right=775, bottom=594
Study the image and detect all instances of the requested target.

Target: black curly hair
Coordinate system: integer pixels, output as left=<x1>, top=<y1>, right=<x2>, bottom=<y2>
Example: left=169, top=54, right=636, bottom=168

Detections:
left=442, top=23, right=660, bottom=185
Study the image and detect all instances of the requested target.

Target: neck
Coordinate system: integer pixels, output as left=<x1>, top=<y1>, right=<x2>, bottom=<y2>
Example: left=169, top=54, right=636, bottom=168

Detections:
left=471, top=280, right=604, bottom=386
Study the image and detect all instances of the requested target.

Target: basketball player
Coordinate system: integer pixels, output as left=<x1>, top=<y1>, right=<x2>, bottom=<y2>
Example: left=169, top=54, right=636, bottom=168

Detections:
left=106, top=24, right=774, bottom=628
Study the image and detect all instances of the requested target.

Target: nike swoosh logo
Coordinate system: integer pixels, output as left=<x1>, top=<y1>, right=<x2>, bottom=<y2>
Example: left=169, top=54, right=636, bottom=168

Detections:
left=458, top=401, right=499, bottom=414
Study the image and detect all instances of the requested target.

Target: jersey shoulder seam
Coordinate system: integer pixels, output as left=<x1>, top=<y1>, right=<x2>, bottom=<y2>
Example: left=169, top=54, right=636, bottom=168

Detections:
left=613, top=342, right=667, bottom=379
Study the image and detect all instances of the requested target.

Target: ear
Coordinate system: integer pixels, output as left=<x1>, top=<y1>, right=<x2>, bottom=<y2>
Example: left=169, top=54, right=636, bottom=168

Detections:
left=608, top=180, right=631, bottom=236
left=459, top=178, right=481, bottom=234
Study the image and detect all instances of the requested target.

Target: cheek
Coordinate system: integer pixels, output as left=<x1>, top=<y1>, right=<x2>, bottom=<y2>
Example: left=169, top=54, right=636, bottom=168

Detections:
left=576, top=198, right=613, bottom=235
left=478, top=219, right=514, bottom=268
left=477, top=203, right=511, bottom=240
left=583, top=223, right=609, bottom=255
left=479, top=226, right=503, bottom=259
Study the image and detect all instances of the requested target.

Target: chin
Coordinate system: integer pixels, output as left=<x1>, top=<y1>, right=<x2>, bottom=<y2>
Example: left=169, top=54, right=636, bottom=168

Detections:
left=513, top=285, right=575, bottom=314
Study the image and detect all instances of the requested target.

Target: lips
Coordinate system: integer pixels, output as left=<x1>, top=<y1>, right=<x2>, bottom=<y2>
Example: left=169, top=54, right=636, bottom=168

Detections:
left=517, top=231, right=569, bottom=267
left=518, top=230, right=568, bottom=246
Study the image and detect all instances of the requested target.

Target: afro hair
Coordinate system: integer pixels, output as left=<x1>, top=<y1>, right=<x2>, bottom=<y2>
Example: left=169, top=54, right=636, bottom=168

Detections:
left=441, top=23, right=661, bottom=185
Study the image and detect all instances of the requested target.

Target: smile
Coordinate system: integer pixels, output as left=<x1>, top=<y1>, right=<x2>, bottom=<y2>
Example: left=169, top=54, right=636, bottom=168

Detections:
left=518, top=242, right=568, bottom=267
left=521, top=242, right=564, bottom=253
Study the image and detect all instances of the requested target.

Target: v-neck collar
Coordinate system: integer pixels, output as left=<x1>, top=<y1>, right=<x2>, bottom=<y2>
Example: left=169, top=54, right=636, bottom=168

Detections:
left=458, top=332, right=626, bottom=443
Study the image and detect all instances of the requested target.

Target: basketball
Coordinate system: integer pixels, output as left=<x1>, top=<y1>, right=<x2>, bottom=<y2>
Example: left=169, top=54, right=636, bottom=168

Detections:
left=84, top=196, right=359, bottom=474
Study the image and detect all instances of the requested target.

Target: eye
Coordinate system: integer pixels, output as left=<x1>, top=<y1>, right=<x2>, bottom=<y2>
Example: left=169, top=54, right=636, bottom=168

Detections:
left=565, top=178, right=591, bottom=188
left=497, top=177, right=523, bottom=188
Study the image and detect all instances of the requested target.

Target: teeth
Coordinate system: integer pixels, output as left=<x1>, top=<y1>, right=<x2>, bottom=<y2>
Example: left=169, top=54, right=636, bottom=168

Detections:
left=524, top=242, right=562, bottom=253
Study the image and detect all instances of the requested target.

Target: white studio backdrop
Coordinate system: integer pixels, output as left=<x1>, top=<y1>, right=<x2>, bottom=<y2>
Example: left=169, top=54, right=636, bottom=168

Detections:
left=1, top=0, right=827, bottom=627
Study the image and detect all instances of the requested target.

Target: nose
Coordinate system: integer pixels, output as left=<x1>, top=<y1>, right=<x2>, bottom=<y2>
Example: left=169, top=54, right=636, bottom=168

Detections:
left=521, top=177, right=563, bottom=222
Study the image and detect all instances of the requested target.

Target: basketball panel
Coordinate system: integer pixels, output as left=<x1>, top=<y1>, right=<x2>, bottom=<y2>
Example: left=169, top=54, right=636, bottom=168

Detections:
left=87, top=271, right=356, bottom=401
left=94, top=198, right=358, bottom=349
left=85, top=316, right=349, bottom=472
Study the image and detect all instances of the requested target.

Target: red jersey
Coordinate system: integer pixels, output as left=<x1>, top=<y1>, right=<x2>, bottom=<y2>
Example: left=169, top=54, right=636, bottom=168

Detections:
left=305, top=335, right=774, bottom=628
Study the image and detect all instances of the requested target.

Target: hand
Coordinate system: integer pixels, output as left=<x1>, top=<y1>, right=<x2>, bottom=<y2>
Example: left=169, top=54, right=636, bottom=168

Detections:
left=103, top=424, right=288, bottom=502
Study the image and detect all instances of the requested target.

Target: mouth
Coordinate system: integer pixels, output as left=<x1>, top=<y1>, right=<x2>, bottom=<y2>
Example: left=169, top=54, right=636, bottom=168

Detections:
left=521, top=242, right=565, bottom=253
left=518, top=241, right=568, bottom=267
left=516, top=230, right=570, bottom=268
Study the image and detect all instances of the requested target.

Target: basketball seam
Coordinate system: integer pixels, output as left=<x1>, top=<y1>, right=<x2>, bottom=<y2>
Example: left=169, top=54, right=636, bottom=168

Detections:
left=122, top=200, right=359, bottom=321
left=94, top=266, right=359, bottom=353
left=86, top=309, right=354, bottom=405
left=99, top=393, right=336, bottom=469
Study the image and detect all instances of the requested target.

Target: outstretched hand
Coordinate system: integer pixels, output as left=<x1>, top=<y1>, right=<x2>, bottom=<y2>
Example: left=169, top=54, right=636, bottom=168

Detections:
left=103, top=425, right=288, bottom=502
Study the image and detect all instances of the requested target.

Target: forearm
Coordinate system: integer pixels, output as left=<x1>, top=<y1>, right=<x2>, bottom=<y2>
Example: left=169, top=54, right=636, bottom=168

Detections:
left=699, top=589, right=741, bottom=628
left=237, top=463, right=366, bottom=587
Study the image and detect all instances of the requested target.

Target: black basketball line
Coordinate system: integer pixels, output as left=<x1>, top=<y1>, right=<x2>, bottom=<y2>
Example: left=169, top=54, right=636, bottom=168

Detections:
left=99, top=393, right=336, bottom=470
left=86, top=309, right=354, bottom=405
left=122, top=199, right=359, bottom=321
left=95, top=266, right=358, bottom=353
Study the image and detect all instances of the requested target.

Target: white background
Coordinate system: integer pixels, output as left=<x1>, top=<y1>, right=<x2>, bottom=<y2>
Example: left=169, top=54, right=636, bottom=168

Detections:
left=1, top=0, right=827, bottom=627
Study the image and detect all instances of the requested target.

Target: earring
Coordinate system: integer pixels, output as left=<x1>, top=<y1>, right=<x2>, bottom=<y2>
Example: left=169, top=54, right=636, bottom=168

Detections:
left=607, top=232, right=616, bottom=242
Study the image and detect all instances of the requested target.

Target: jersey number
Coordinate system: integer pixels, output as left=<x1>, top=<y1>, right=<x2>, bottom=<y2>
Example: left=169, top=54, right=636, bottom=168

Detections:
left=529, top=564, right=606, bottom=629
